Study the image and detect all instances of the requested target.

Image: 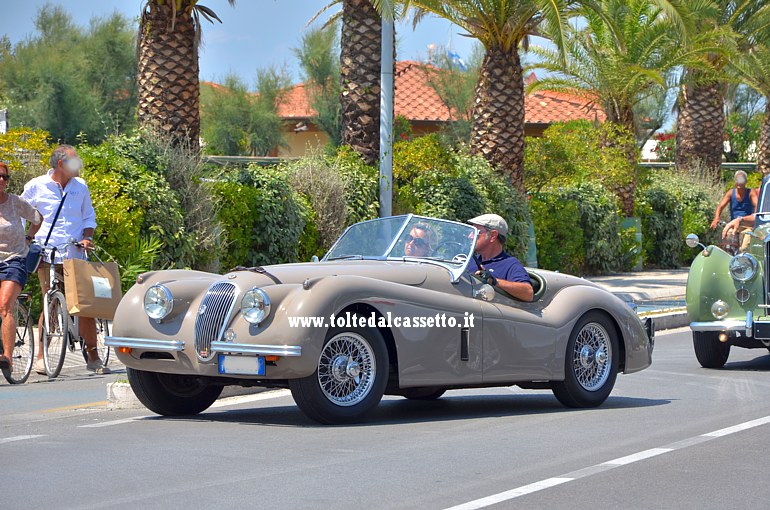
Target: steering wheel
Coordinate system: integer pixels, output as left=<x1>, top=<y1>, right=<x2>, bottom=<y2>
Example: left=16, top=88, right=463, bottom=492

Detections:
left=432, top=241, right=466, bottom=261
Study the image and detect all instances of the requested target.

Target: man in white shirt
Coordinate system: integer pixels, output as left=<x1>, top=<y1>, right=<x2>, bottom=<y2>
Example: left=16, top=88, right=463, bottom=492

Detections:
left=22, top=145, right=108, bottom=374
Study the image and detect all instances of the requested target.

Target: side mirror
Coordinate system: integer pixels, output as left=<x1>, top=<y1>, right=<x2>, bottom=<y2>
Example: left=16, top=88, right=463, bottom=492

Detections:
left=685, top=233, right=700, bottom=248
left=311, top=255, right=319, bottom=263
left=474, top=284, right=495, bottom=302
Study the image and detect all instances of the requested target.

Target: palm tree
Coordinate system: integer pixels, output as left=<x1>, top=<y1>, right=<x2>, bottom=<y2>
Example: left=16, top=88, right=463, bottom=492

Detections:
left=137, top=1, right=235, bottom=151
left=529, top=0, right=715, bottom=215
left=676, top=0, right=770, bottom=178
left=731, top=43, right=770, bottom=174
left=411, top=1, right=572, bottom=193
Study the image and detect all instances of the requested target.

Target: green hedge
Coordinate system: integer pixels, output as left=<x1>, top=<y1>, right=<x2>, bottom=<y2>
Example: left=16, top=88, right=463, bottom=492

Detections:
left=531, top=182, right=623, bottom=275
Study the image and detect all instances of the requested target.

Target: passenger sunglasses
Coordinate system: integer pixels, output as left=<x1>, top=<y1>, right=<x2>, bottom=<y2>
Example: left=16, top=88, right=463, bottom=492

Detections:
left=405, top=234, right=428, bottom=248
left=0, top=174, right=10, bottom=181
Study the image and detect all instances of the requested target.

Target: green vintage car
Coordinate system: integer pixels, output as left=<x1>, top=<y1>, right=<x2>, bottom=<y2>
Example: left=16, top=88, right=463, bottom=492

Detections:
left=686, top=218, right=770, bottom=368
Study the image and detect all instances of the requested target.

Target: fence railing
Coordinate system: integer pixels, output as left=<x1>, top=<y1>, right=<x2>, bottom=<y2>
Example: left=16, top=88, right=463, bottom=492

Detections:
left=639, top=161, right=757, bottom=171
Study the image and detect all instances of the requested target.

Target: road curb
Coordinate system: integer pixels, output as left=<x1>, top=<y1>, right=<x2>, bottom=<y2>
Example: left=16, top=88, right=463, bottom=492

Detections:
left=642, top=309, right=689, bottom=331
left=107, top=381, right=144, bottom=409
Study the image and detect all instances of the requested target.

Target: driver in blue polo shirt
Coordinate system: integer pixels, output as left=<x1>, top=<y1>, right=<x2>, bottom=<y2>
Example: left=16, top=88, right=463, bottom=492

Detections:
left=466, top=214, right=533, bottom=302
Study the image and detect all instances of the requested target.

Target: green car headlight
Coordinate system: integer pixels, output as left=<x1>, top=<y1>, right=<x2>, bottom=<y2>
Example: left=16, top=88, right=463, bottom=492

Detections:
left=144, top=284, right=173, bottom=321
left=729, top=253, right=758, bottom=282
left=241, top=287, right=271, bottom=325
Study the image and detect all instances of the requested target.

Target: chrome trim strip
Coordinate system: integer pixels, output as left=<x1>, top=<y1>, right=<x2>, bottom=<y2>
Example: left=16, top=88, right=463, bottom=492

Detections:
left=195, top=281, right=239, bottom=362
left=210, top=341, right=301, bottom=357
left=104, top=336, right=184, bottom=352
left=690, top=320, right=748, bottom=332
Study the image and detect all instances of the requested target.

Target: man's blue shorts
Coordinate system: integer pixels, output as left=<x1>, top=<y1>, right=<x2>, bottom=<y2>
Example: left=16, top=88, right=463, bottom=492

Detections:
left=0, top=256, right=28, bottom=288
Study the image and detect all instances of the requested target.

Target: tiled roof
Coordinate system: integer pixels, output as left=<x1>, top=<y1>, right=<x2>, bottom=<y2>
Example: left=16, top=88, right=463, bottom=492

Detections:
left=273, top=61, right=605, bottom=124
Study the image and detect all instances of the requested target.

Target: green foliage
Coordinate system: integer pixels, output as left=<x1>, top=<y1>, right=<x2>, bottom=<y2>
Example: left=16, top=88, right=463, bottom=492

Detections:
left=200, top=68, right=290, bottom=156
left=530, top=194, right=585, bottom=274
left=394, top=137, right=531, bottom=260
left=0, top=6, right=136, bottom=143
left=652, top=132, right=676, bottom=161
left=331, top=146, right=379, bottom=224
left=637, top=169, right=720, bottom=267
left=724, top=112, right=763, bottom=162
left=393, top=134, right=453, bottom=183
left=531, top=182, right=623, bottom=275
left=393, top=115, right=413, bottom=142
left=215, top=166, right=307, bottom=268
left=524, top=120, right=635, bottom=193
left=0, top=128, right=52, bottom=194
left=293, top=22, right=341, bottom=147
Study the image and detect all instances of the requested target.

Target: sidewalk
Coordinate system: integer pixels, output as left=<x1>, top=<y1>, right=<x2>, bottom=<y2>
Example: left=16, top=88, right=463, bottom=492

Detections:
left=587, top=268, right=689, bottom=331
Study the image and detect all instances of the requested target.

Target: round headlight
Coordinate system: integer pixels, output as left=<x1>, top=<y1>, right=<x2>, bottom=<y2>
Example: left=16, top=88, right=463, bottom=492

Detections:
left=241, top=287, right=271, bottom=325
left=144, top=284, right=173, bottom=320
left=729, top=253, right=758, bottom=282
left=711, top=300, right=730, bottom=320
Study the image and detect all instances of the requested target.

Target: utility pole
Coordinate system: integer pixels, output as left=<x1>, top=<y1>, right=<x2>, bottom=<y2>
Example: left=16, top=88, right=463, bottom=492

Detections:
left=378, top=16, right=394, bottom=217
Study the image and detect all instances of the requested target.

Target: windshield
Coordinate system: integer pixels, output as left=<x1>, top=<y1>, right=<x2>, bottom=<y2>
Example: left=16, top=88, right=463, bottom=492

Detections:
left=323, top=215, right=477, bottom=279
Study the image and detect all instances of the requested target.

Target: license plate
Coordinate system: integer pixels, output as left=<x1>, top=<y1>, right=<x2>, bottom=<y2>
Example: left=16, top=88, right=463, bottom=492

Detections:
left=755, top=321, right=770, bottom=340
left=218, top=354, right=265, bottom=376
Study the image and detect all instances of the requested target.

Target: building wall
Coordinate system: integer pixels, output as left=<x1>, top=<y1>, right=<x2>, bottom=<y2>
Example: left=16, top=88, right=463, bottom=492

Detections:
left=278, top=124, right=331, bottom=157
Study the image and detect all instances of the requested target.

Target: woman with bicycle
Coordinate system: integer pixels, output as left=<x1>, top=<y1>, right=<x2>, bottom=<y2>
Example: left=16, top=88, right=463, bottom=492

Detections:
left=0, top=162, right=43, bottom=372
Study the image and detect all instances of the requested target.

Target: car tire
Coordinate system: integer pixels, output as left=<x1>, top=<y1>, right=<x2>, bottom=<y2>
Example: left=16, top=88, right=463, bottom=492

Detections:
left=289, top=326, right=389, bottom=424
left=693, top=331, right=730, bottom=368
left=400, top=387, right=447, bottom=400
left=552, top=311, right=619, bottom=408
left=127, top=367, right=223, bottom=416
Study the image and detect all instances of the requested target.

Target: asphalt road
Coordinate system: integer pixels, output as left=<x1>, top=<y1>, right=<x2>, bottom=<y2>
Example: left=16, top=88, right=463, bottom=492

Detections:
left=3, top=327, right=770, bottom=510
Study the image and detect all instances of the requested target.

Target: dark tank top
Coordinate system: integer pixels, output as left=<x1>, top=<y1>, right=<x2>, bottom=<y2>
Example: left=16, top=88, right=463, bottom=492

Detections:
left=731, top=188, right=753, bottom=219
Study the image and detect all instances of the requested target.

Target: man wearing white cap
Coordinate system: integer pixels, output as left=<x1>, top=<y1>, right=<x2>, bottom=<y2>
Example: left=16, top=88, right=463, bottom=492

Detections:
left=467, top=214, right=533, bottom=302
left=710, top=170, right=755, bottom=229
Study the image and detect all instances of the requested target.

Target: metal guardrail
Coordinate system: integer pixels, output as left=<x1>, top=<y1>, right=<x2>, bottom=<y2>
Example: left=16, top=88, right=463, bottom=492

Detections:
left=639, top=161, right=757, bottom=171
left=203, top=155, right=296, bottom=166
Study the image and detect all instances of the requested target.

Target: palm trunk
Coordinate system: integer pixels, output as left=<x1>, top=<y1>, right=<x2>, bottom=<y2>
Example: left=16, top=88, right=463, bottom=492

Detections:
left=470, top=47, right=525, bottom=193
left=340, top=0, right=383, bottom=166
left=758, top=101, right=770, bottom=175
left=676, top=74, right=725, bottom=181
left=605, top=103, right=637, bottom=216
left=137, top=1, right=200, bottom=151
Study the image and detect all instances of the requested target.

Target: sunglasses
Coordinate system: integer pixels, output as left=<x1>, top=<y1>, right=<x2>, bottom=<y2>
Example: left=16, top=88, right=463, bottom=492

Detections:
left=0, top=174, right=9, bottom=181
left=405, top=234, right=428, bottom=248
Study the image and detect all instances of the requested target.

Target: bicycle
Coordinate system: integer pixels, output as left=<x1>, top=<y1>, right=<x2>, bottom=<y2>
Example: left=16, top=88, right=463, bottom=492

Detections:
left=40, top=240, right=111, bottom=378
left=0, top=293, right=35, bottom=384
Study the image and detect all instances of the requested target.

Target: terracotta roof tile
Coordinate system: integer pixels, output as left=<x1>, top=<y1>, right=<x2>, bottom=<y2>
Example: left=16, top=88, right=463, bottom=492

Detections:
left=271, top=61, right=605, bottom=125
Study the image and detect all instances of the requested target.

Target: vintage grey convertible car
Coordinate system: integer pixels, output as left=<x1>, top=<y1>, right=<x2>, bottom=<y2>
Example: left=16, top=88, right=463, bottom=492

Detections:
left=107, top=215, right=654, bottom=424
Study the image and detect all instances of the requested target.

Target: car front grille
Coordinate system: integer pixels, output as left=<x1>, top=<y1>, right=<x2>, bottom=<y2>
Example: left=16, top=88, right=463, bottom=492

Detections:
left=194, top=281, right=238, bottom=361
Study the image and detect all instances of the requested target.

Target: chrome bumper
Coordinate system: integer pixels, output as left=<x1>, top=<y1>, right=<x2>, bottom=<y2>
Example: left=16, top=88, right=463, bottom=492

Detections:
left=105, top=336, right=302, bottom=357
left=690, top=311, right=754, bottom=337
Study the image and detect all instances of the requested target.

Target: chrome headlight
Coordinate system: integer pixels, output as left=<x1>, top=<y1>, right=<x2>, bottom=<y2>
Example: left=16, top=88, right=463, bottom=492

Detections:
left=729, top=253, right=758, bottom=282
left=241, top=287, right=271, bottom=325
left=144, top=284, right=173, bottom=320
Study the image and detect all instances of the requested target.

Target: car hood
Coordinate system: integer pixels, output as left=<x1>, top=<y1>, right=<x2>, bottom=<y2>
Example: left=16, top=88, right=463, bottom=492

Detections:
left=228, top=260, right=429, bottom=287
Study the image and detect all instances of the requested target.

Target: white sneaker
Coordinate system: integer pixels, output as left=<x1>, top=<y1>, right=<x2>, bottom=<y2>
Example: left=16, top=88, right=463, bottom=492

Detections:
left=86, top=359, right=111, bottom=374
left=33, top=358, right=46, bottom=375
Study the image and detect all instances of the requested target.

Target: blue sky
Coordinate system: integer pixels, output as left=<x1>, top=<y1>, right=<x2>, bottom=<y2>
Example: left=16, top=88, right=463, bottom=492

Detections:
left=2, top=0, right=478, bottom=85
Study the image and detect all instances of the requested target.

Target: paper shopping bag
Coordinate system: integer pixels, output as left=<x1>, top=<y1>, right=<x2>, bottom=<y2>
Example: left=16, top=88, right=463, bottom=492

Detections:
left=63, top=258, right=122, bottom=319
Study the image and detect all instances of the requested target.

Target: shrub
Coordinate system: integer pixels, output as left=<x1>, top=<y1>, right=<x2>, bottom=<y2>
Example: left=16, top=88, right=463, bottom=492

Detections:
left=531, top=182, right=622, bottom=275
left=0, top=128, right=52, bottom=194
left=393, top=134, right=452, bottom=183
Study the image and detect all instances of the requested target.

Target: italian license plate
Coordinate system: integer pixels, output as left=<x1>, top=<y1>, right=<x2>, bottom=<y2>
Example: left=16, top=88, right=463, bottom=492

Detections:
left=218, top=354, right=265, bottom=376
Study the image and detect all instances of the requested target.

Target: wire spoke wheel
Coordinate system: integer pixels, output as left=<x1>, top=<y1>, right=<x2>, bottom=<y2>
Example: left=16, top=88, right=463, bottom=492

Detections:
left=3, top=301, right=34, bottom=384
left=571, top=322, right=612, bottom=391
left=42, top=292, right=69, bottom=378
left=317, top=332, right=375, bottom=406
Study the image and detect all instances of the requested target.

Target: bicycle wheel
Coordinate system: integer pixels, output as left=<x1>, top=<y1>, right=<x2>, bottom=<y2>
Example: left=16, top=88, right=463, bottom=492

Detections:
left=42, top=291, right=69, bottom=378
left=96, top=318, right=110, bottom=366
left=1, top=298, right=34, bottom=384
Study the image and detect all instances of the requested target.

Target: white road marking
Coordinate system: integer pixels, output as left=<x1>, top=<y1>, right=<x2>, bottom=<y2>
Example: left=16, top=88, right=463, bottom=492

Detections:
left=77, top=389, right=291, bottom=428
left=79, top=416, right=149, bottom=428
left=444, top=414, right=770, bottom=509
left=602, top=448, right=673, bottom=466
left=444, top=478, right=574, bottom=510
left=0, top=434, right=45, bottom=444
